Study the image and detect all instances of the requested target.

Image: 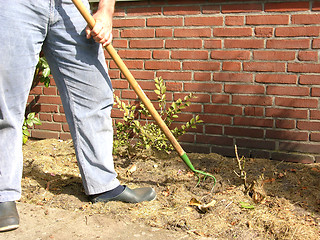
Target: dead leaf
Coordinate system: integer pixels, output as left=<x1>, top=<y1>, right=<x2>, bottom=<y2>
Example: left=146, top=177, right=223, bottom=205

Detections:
left=126, top=164, right=137, bottom=175
left=189, top=198, right=216, bottom=213
left=189, top=198, right=201, bottom=206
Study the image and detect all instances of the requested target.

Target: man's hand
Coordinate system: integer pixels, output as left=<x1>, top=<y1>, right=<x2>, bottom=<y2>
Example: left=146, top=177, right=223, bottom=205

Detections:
left=85, top=0, right=115, bottom=47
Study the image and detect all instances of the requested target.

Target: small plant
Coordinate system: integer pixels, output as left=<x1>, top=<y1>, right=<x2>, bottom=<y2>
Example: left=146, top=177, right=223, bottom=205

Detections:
left=34, top=57, right=51, bottom=87
left=23, top=57, right=49, bottom=144
left=234, top=145, right=266, bottom=204
left=113, top=76, right=203, bottom=155
left=22, top=112, right=41, bottom=144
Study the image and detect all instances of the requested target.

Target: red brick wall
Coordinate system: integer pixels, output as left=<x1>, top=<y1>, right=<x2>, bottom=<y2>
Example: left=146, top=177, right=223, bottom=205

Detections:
left=27, top=0, right=320, bottom=163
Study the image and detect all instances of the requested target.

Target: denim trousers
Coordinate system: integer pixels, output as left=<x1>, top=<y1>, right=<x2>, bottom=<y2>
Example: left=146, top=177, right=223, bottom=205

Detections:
left=0, top=0, right=120, bottom=202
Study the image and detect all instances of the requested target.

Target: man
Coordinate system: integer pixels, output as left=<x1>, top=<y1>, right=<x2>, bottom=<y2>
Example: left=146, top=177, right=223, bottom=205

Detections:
left=0, top=0, right=156, bottom=232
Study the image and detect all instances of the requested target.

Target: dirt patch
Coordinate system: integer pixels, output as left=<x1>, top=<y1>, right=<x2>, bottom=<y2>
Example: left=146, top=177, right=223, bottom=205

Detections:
left=21, top=139, right=320, bottom=239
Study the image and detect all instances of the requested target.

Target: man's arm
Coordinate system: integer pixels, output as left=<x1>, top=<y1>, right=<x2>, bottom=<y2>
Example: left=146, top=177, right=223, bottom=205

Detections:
left=85, top=0, right=116, bottom=46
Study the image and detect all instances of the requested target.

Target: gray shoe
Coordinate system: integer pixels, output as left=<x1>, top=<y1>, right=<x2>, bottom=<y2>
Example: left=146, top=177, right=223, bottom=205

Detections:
left=0, top=201, right=19, bottom=232
left=91, top=186, right=156, bottom=203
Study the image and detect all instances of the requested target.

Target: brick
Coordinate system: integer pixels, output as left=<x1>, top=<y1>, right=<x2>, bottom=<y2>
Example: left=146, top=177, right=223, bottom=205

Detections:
left=255, top=27, right=273, bottom=37
left=213, top=27, right=252, bottom=37
left=266, top=86, right=309, bottom=96
left=31, top=130, right=59, bottom=139
left=225, top=16, right=244, bottom=26
left=266, top=129, right=308, bottom=141
left=225, top=39, right=264, bottom=49
left=253, top=51, right=295, bottom=61
left=225, top=84, right=265, bottom=94
left=232, top=95, right=272, bottom=106
left=194, top=72, right=212, bottom=81
left=225, top=126, right=264, bottom=138
left=276, top=26, right=320, bottom=37
left=39, top=114, right=52, bottom=122
left=38, top=96, right=62, bottom=105
left=163, top=6, right=201, bottom=15
left=310, top=110, right=320, bottom=120
left=222, top=4, right=262, bottom=13
left=267, top=39, right=310, bottom=49
left=234, top=116, right=273, bottom=127
left=53, top=114, right=67, bottom=123
left=266, top=108, right=307, bottom=119
left=247, top=15, right=289, bottom=25
left=271, top=152, right=314, bottom=164
left=130, top=39, right=164, bottom=49
left=275, top=119, right=296, bottom=129
left=43, top=87, right=57, bottom=95
left=298, top=51, right=318, bottom=61
left=155, top=29, right=173, bottom=37
left=184, top=82, right=222, bottom=92
left=174, top=28, right=211, bottom=38
left=156, top=71, right=192, bottom=81
left=35, top=122, right=61, bottom=131
left=312, top=87, right=320, bottom=97
left=118, top=50, right=151, bottom=59
left=292, top=14, right=320, bottom=24
left=171, top=50, right=208, bottom=60
left=153, top=50, right=170, bottom=59
left=310, top=132, right=320, bottom=141
left=147, top=17, right=183, bottom=27
left=185, top=16, right=223, bottom=26
left=166, top=39, right=202, bottom=49
left=297, top=120, right=320, bottom=131
left=166, top=82, right=183, bottom=91
left=211, top=50, right=250, bottom=60
left=205, top=125, right=223, bottom=135
left=111, top=80, right=129, bottom=89
left=313, top=38, right=320, bottom=48
left=222, top=62, right=241, bottom=71
left=59, top=133, right=71, bottom=140
left=204, top=105, right=242, bottom=115
left=120, top=29, right=155, bottom=38
left=275, top=97, right=318, bottom=108
left=29, top=86, right=42, bottom=95
left=183, top=61, right=220, bottom=71
left=299, top=75, right=320, bottom=85
left=213, top=72, right=253, bottom=82
left=288, top=63, right=320, bottom=73
left=265, top=2, right=309, bottom=12
left=62, top=124, right=69, bottom=132
left=204, top=40, right=222, bottom=49
left=212, top=94, right=230, bottom=104
left=112, top=39, right=128, bottom=48
left=243, top=62, right=285, bottom=72
left=113, top=18, right=145, bottom=28
left=255, top=74, right=297, bottom=84
left=145, top=61, right=181, bottom=70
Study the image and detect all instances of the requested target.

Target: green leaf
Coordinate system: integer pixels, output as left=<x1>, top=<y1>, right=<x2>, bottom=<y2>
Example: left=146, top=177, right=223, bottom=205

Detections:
left=240, top=202, right=255, bottom=209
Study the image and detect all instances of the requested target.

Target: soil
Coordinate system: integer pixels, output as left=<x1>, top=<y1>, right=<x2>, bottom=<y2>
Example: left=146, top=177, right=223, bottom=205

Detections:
left=5, top=139, right=320, bottom=239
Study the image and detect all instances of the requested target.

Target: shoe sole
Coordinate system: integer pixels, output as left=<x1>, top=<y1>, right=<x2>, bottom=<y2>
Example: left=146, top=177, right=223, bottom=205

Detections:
left=0, top=224, right=19, bottom=232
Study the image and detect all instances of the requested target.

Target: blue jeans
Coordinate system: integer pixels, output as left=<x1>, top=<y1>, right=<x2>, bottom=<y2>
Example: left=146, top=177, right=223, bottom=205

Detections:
left=0, top=0, right=120, bottom=202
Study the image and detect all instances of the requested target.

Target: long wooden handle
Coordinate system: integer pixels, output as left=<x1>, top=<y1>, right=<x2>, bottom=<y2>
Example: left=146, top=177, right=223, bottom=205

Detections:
left=72, top=0, right=185, bottom=156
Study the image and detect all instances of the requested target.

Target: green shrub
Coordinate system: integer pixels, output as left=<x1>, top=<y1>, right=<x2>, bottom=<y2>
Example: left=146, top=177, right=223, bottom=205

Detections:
left=113, top=77, right=203, bottom=156
left=22, top=112, right=41, bottom=144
